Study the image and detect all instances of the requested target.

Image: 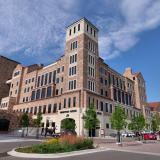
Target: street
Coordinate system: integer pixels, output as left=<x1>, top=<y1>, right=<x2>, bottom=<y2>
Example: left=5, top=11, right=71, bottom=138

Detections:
left=0, top=135, right=160, bottom=160
left=1, top=150, right=160, bottom=160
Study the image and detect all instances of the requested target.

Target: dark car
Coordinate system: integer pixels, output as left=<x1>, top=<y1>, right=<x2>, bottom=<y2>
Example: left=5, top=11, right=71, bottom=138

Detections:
left=109, top=133, right=117, bottom=137
left=143, top=133, right=157, bottom=140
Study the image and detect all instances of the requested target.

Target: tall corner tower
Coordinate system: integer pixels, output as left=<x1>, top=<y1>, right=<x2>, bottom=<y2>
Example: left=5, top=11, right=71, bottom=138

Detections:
left=64, top=17, right=99, bottom=93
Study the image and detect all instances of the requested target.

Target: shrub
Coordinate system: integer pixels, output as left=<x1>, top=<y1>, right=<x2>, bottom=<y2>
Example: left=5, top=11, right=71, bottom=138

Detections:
left=43, top=138, right=59, bottom=145
left=16, top=136, right=94, bottom=153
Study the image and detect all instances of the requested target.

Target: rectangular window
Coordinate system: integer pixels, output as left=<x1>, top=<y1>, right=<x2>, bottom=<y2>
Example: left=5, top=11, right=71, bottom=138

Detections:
left=100, top=102, right=103, bottom=111
left=59, top=103, right=61, bottom=110
left=36, top=89, right=41, bottom=100
left=38, top=106, right=42, bottom=113
left=62, top=66, right=64, bottom=72
left=110, top=104, right=112, bottom=113
left=122, top=92, right=125, bottom=104
left=45, top=73, right=48, bottom=85
left=126, top=94, right=128, bottom=105
left=64, top=99, right=66, bottom=108
left=78, top=24, right=80, bottom=31
left=34, top=106, right=37, bottom=115
left=73, top=97, right=76, bottom=107
left=48, top=104, right=52, bottom=113
left=90, top=27, right=92, bottom=34
left=118, top=90, right=121, bottom=103
left=74, top=80, right=76, bottom=89
left=96, top=100, right=98, bottom=110
left=114, top=89, right=117, bottom=101
left=112, top=75, right=115, bottom=85
left=46, top=86, right=52, bottom=98
left=74, top=26, right=76, bottom=33
left=52, top=71, right=56, bottom=83
left=37, top=76, right=40, bottom=87
left=94, top=30, right=96, bottom=37
left=106, top=123, right=109, bottom=129
left=31, top=91, right=35, bottom=101
left=100, top=89, right=103, bottom=95
left=69, top=80, right=76, bottom=90
left=57, top=68, right=60, bottom=73
left=69, top=66, right=77, bottom=76
left=69, top=29, right=71, bottom=35
left=41, top=88, right=46, bottom=99
left=49, top=72, right=52, bottom=84
left=56, top=78, right=59, bottom=83
left=68, top=98, right=71, bottom=108
left=41, top=75, right=44, bottom=86
left=56, top=89, right=59, bottom=95
left=30, top=107, right=33, bottom=114
left=105, top=103, right=108, bottom=112
left=53, top=104, right=57, bottom=113
left=43, top=105, right=46, bottom=114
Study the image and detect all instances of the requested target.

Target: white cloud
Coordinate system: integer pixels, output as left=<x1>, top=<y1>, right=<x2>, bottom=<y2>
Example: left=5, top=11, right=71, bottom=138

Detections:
left=0, top=0, right=160, bottom=63
left=99, top=0, right=160, bottom=60
left=0, top=0, right=77, bottom=63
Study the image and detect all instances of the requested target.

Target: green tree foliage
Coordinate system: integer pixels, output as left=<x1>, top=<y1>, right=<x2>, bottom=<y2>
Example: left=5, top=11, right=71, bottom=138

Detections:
left=61, top=118, right=76, bottom=131
left=34, top=112, right=43, bottom=139
left=83, top=103, right=99, bottom=137
left=151, top=113, right=160, bottom=132
left=20, top=113, right=29, bottom=137
left=110, top=105, right=127, bottom=143
left=128, top=114, right=145, bottom=132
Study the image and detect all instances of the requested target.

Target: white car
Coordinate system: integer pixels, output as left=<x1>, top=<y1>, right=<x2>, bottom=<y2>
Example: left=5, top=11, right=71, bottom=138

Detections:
left=122, top=132, right=135, bottom=137
left=127, top=132, right=135, bottom=137
left=121, top=132, right=128, bottom=137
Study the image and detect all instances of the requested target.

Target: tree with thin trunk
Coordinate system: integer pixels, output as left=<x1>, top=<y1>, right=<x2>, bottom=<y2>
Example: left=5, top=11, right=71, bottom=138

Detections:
left=83, top=103, right=99, bottom=137
left=61, top=118, right=76, bottom=132
left=110, top=105, right=127, bottom=144
left=20, top=113, right=29, bottom=137
left=33, top=112, right=43, bottom=139
left=151, top=113, right=160, bottom=132
left=128, top=114, right=145, bottom=141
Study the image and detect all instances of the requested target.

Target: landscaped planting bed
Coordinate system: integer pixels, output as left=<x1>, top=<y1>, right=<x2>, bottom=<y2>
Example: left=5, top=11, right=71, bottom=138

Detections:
left=16, top=135, right=94, bottom=154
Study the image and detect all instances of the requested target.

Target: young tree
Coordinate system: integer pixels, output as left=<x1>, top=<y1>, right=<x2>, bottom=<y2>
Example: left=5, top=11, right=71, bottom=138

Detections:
left=34, top=112, right=43, bottom=139
left=151, top=113, right=160, bottom=132
left=61, top=118, right=76, bottom=132
left=110, top=105, right=127, bottom=144
left=83, top=103, right=99, bottom=137
left=128, top=114, right=145, bottom=140
left=20, top=113, right=29, bottom=137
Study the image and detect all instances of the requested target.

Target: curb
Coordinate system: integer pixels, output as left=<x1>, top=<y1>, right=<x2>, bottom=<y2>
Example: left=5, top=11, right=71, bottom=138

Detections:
left=8, top=148, right=111, bottom=159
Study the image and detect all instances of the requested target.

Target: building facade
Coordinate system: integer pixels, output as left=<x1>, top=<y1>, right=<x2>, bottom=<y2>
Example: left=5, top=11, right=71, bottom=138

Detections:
left=0, top=18, right=147, bottom=136
left=0, top=56, right=19, bottom=102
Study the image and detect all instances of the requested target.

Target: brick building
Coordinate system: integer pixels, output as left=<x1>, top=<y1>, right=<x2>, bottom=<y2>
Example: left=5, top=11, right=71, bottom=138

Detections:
left=0, top=56, right=19, bottom=102
left=0, top=18, right=149, bottom=136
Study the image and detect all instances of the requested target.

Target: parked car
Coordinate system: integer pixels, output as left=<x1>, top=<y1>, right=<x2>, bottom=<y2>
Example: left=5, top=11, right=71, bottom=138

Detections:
left=143, top=133, right=157, bottom=140
left=122, top=132, right=135, bottom=137
left=121, top=132, right=128, bottom=137
left=127, top=132, right=135, bottom=137
left=109, top=133, right=117, bottom=137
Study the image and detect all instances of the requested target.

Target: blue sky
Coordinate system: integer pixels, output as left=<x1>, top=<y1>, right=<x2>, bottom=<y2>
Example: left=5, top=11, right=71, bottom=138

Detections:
left=0, top=0, right=160, bottom=102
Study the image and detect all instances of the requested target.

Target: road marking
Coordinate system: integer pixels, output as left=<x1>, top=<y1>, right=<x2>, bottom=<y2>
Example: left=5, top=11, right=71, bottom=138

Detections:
left=110, top=148, right=160, bottom=157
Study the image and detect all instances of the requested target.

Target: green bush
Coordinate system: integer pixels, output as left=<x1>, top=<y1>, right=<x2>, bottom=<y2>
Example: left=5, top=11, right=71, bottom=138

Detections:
left=16, top=137, right=94, bottom=154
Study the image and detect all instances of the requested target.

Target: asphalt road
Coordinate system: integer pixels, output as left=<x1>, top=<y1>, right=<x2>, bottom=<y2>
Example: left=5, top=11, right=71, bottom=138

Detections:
left=0, top=150, right=160, bottom=160
left=0, top=141, right=41, bottom=153
left=0, top=135, right=159, bottom=160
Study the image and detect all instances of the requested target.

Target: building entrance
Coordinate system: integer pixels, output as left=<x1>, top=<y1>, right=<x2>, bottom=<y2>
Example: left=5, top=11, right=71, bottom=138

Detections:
left=0, top=119, right=10, bottom=131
